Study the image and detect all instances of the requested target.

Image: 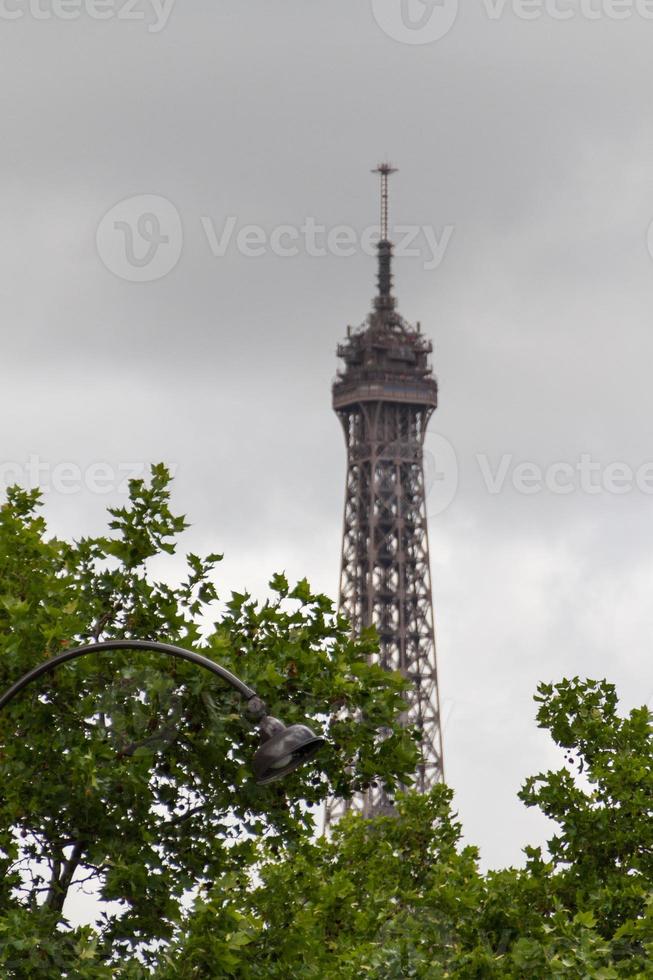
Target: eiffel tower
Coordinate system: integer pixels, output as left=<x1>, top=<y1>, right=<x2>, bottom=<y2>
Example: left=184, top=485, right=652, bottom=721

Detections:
left=326, top=165, right=444, bottom=821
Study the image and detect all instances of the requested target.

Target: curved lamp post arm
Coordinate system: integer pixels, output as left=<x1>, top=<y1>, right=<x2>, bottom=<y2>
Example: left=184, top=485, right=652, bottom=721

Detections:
left=0, top=639, right=259, bottom=714
left=0, top=639, right=324, bottom=784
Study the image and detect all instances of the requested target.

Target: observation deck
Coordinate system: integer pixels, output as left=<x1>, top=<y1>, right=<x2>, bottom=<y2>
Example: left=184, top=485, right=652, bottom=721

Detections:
left=332, top=314, right=438, bottom=412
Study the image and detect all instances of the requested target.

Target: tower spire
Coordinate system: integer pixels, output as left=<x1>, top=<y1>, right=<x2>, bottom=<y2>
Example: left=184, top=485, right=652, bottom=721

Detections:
left=372, top=162, right=398, bottom=307
left=373, top=161, right=397, bottom=241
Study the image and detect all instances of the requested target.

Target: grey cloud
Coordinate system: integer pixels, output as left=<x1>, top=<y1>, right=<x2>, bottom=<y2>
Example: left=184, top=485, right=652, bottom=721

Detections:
left=2, top=2, right=652, bottom=877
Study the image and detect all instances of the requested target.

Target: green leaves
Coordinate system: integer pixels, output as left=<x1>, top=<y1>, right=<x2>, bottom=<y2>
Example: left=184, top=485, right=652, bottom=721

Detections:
left=520, top=677, right=653, bottom=939
left=3, top=465, right=652, bottom=977
left=158, top=679, right=653, bottom=978
left=0, top=465, right=416, bottom=972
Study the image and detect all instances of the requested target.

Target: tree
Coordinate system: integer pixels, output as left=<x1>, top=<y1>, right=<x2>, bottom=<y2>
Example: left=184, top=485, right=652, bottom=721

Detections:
left=0, top=466, right=416, bottom=976
left=2, top=468, right=651, bottom=978
left=154, top=679, right=653, bottom=979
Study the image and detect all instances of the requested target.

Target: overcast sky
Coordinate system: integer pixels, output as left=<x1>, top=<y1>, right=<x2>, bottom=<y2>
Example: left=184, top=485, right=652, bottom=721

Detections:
left=3, top=1, right=653, bottom=883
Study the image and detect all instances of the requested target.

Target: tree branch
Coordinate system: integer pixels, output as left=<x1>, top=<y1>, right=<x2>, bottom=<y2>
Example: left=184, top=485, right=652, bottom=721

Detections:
left=45, top=841, right=84, bottom=913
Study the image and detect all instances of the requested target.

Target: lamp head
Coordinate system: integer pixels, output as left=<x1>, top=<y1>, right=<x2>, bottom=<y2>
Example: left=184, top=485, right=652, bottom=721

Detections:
left=253, top=715, right=324, bottom=785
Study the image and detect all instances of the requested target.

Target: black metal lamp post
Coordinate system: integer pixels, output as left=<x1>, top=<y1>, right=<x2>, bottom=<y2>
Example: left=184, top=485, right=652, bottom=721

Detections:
left=0, top=639, right=325, bottom=784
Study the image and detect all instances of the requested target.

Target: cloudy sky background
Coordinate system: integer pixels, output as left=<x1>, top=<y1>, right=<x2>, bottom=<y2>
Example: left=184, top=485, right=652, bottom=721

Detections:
left=3, top=1, right=653, bottom=895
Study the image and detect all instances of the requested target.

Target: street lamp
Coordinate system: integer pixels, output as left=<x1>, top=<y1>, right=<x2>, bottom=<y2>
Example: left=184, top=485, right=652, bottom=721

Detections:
left=0, top=639, right=325, bottom=785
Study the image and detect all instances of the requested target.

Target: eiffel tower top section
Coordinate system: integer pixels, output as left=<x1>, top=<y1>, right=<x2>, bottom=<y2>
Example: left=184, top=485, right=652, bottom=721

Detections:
left=332, top=164, right=438, bottom=413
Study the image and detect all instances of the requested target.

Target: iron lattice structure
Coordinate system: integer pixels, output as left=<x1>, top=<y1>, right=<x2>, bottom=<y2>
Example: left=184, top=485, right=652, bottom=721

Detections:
left=326, top=165, right=444, bottom=822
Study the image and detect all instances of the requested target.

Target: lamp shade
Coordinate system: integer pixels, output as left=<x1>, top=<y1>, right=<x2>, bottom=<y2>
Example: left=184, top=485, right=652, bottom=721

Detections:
left=253, top=718, right=325, bottom=785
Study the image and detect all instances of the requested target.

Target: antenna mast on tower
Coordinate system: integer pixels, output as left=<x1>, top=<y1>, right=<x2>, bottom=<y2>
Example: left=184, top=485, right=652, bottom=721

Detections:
left=372, top=161, right=398, bottom=242
left=371, top=162, right=398, bottom=304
